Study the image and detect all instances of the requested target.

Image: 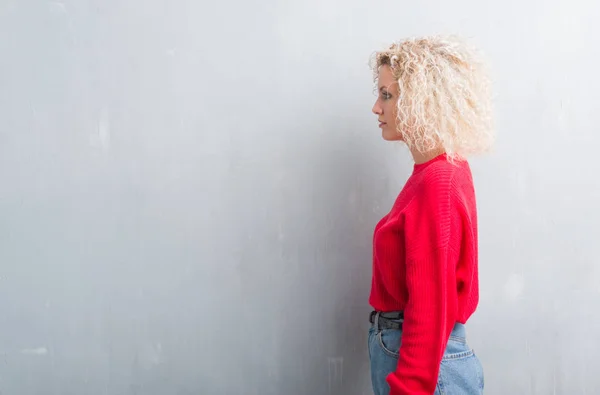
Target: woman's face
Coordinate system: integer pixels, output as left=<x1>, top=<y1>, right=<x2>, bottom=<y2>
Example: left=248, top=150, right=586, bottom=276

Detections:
left=371, top=65, right=402, bottom=141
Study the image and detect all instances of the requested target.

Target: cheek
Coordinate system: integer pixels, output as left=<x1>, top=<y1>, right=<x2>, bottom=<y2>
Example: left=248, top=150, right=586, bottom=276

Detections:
left=383, top=105, right=403, bottom=141
left=384, top=101, right=397, bottom=119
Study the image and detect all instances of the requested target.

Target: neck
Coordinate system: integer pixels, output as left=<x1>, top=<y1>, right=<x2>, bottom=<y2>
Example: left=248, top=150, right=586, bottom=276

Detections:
left=410, top=147, right=445, bottom=165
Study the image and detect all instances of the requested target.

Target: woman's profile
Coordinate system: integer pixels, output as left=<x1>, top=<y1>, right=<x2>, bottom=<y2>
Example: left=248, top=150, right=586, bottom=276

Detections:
left=367, top=35, right=493, bottom=395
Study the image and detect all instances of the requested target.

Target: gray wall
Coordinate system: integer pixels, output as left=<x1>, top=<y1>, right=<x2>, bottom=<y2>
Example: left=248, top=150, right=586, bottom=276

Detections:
left=1, top=0, right=599, bottom=394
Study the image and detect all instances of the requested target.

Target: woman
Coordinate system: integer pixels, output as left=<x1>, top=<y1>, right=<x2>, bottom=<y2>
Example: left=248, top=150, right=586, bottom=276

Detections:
left=368, top=36, right=493, bottom=395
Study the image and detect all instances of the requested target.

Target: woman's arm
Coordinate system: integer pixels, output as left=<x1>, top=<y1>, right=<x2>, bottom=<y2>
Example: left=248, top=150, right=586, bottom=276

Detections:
left=387, top=170, right=464, bottom=395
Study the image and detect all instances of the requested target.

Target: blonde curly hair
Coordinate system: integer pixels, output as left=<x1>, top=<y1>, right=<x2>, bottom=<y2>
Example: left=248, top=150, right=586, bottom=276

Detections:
left=371, top=35, right=494, bottom=158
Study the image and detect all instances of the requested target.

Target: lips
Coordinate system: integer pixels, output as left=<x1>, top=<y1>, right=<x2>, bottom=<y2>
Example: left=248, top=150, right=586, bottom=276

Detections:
left=379, top=121, right=386, bottom=127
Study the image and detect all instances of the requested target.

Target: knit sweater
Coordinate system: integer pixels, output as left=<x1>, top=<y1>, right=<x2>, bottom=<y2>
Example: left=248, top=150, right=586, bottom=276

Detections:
left=369, top=154, right=479, bottom=395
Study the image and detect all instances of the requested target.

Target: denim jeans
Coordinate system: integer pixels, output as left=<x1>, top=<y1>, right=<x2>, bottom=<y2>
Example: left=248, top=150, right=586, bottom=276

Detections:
left=368, top=313, right=484, bottom=395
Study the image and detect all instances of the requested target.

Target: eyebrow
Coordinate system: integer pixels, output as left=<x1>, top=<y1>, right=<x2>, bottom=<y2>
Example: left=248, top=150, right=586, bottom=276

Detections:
left=379, top=86, right=387, bottom=92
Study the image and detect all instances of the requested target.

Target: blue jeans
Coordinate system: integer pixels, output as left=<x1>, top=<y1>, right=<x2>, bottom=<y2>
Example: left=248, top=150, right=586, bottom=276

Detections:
left=368, top=313, right=484, bottom=394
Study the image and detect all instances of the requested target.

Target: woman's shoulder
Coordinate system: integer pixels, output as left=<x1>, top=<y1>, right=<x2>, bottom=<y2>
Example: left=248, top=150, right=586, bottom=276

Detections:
left=413, top=157, right=474, bottom=203
left=417, top=156, right=469, bottom=183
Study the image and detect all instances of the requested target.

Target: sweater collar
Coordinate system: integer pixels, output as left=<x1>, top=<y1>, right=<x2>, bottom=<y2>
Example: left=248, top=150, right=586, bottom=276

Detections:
left=413, top=153, right=448, bottom=173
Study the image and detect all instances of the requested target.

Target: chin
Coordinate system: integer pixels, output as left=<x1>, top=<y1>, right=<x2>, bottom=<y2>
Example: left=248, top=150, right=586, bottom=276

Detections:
left=382, top=130, right=403, bottom=142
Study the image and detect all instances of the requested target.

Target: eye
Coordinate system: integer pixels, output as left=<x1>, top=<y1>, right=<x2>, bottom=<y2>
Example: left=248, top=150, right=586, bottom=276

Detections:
left=381, top=91, right=392, bottom=100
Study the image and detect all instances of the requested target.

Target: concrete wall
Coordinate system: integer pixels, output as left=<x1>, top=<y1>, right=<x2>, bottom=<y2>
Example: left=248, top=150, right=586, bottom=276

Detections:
left=1, top=0, right=599, bottom=393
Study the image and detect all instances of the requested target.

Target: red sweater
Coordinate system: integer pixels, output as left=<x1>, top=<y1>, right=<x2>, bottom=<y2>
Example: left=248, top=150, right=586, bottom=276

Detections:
left=369, top=154, right=479, bottom=395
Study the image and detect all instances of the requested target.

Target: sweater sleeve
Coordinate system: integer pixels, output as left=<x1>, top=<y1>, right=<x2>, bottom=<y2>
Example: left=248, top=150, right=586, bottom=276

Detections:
left=386, top=170, right=462, bottom=395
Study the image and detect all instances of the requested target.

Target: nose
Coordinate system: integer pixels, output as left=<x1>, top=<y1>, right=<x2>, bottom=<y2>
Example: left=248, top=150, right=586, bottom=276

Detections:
left=372, top=99, right=382, bottom=115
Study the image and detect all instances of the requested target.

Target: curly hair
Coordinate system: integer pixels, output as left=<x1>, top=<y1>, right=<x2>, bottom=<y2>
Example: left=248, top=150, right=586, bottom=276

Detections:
left=370, top=35, right=494, bottom=158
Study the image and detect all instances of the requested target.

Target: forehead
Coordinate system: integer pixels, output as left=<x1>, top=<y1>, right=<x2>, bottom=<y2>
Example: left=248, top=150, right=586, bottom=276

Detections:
left=378, top=65, right=396, bottom=89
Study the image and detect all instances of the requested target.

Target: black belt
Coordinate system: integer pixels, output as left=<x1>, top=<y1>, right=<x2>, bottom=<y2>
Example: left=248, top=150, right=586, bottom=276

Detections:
left=369, top=310, right=404, bottom=330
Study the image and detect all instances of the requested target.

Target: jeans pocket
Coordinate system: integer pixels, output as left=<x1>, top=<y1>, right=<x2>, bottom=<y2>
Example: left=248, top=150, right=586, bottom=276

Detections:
left=441, top=339, right=474, bottom=361
left=377, top=329, right=401, bottom=358
left=438, top=350, right=483, bottom=394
